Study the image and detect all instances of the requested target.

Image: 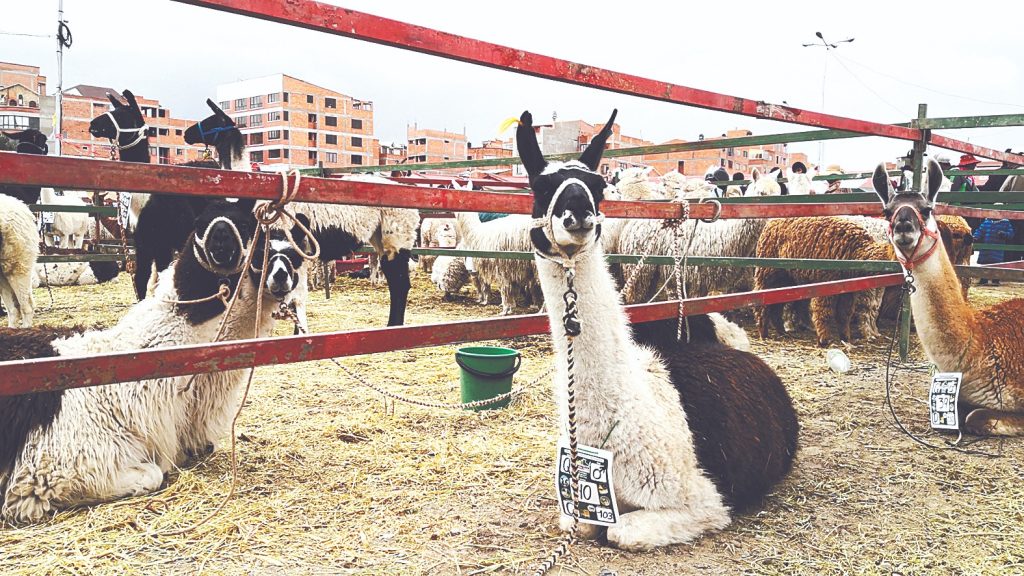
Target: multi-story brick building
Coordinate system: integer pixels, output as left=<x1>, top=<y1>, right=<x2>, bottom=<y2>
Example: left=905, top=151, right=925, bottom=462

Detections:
left=0, top=61, right=54, bottom=141
left=379, top=142, right=407, bottom=167
left=61, top=84, right=205, bottom=163
left=216, top=74, right=378, bottom=171
left=406, top=124, right=467, bottom=173
left=644, top=129, right=798, bottom=178
left=468, top=138, right=514, bottom=163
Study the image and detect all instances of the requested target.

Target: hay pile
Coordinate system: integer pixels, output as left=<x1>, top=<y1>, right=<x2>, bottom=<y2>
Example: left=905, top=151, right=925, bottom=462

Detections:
left=2, top=274, right=1023, bottom=575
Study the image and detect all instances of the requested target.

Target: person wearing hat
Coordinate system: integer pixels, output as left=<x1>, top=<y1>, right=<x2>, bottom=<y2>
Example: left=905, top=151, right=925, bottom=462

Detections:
left=823, top=164, right=844, bottom=193
left=791, top=161, right=807, bottom=174
left=704, top=165, right=731, bottom=197
left=950, top=154, right=981, bottom=192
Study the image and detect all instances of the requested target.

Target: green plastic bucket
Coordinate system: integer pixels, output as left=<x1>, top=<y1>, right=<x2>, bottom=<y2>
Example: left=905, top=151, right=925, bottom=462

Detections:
left=456, top=346, right=522, bottom=411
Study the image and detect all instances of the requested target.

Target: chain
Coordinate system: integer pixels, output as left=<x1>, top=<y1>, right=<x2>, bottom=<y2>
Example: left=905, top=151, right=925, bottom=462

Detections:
left=531, top=268, right=582, bottom=576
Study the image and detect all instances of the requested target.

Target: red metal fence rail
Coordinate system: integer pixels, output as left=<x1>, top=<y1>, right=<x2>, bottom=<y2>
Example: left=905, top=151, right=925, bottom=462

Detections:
left=170, top=0, right=1024, bottom=166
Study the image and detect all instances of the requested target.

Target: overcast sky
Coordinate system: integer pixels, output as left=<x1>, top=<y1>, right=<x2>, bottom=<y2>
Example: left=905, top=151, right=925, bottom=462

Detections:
left=4, top=0, right=1022, bottom=170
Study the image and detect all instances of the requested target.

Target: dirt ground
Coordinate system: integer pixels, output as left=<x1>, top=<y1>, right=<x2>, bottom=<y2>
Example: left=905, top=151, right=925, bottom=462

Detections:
left=2, top=270, right=1023, bottom=575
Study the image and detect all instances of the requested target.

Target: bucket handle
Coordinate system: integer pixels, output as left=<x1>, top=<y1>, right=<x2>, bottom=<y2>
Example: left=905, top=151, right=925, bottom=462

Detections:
left=456, top=353, right=522, bottom=379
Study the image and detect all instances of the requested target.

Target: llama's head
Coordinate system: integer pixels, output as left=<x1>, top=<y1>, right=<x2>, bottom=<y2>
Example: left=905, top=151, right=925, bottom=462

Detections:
left=192, top=198, right=258, bottom=276
left=746, top=167, right=786, bottom=197
left=874, top=158, right=943, bottom=266
left=251, top=213, right=312, bottom=300
left=89, top=90, right=147, bottom=150
left=517, top=109, right=616, bottom=259
left=184, top=99, right=245, bottom=169
left=7, top=129, right=48, bottom=155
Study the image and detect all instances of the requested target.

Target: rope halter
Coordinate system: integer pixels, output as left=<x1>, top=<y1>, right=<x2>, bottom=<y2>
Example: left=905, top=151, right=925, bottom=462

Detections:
left=530, top=175, right=606, bottom=270
left=192, top=215, right=249, bottom=275
left=104, top=110, right=148, bottom=152
left=887, top=203, right=941, bottom=271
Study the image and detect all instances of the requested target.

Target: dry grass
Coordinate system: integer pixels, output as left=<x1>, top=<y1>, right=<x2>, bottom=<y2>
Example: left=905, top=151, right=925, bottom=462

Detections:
left=3, top=273, right=1024, bottom=575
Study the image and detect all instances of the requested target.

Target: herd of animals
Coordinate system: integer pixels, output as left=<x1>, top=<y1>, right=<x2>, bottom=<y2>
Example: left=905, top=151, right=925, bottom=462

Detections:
left=0, top=95, right=1023, bottom=558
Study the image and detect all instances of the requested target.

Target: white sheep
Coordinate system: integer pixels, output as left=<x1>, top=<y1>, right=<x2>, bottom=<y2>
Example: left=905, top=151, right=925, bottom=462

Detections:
left=430, top=254, right=470, bottom=299
left=0, top=194, right=39, bottom=327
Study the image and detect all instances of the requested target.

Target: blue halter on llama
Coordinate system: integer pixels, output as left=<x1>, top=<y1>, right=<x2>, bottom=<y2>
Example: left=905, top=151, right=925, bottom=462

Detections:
left=517, top=109, right=799, bottom=551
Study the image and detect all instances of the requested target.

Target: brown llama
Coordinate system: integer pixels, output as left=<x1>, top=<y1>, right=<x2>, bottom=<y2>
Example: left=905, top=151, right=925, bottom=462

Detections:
left=876, top=159, right=1024, bottom=436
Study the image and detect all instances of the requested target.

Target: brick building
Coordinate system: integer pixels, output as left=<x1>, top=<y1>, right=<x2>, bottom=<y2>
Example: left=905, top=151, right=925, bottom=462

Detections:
left=0, top=61, right=54, bottom=141
left=639, top=129, right=800, bottom=179
left=468, top=138, right=514, bottom=162
left=519, top=118, right=652, bottom=178
left=406, top=124, right=467, bottom=173
left=61, top=85, right=205, bottom=163
left=216, top=74, right=378, bottom=171
left=379, top=142, right=407, bottom=167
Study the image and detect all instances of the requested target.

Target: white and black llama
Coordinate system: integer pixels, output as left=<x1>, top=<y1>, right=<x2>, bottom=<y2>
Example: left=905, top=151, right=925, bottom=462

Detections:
left=181, top=100, right=418, bottom=326
left=0, top=198, right=305, bottom=523
left=517, top=110, right=798, bottom=550
left=0, top=129, right=49, bottom=204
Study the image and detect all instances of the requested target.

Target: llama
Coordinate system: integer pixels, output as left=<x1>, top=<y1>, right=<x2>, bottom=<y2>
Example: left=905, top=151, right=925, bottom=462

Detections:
left=614, top=167, right=783, bottom=304
left=0, top=129, right=48, bottom=205
left=430, top=253, right=470, bottom=299
left=0, top=198, right=309, bottom=523
left=875, top=159, right=1024, bottom=436
left=0, top=195, right=39, bottom=328
left=34, top=260, right=121, bottom=288
left=184, top=101, right=418, bottom=326
left=418, top=217, right=458, bottom=273
left=454, top=211, right=542, bottom=315
left=517, top=109, right=798, bottom=550
left=39, top=188, right=92, bottom=250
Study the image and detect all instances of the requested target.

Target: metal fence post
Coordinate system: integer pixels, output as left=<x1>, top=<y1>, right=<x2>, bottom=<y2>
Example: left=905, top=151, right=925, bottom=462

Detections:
left=900, top=103, right=929, bottom=360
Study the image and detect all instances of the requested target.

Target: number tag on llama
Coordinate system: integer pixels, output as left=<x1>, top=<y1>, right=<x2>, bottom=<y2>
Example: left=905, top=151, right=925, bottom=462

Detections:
left=555, top=440, right=619, bottom=526
left=929, top=372, right=962, bottom=430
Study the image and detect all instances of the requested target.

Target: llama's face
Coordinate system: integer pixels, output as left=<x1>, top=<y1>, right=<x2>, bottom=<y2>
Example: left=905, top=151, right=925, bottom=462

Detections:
left=193, top=198, right=258, bottom=275
left=252, top=214, right=311, bottom=299
left=874, top=159, right=943, bottom=259
left=9, top=129, right=48, bottom=155
left=89, top=90, right=146, bottom=143
left=183, top=99, right=237, bottom=146
left=746, top=167, right=785, bottom=197
left=516, top=109, right=616, bottom=258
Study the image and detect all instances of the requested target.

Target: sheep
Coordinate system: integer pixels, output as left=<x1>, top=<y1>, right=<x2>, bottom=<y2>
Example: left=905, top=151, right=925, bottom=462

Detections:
left=873, top=159, right=1024, bottom=436
left=430, top=253, right=470, bottom=299
left=454, top=212, right=541, bottom=315
left=0, top=198, right=308, bottom=523
left=614, top=167, right=782, bottom=304
left=517, top=109, right=798, bottom=550
left=0, top=195, right=39, bottom=327
left=418, top=217, right=458, bottom=273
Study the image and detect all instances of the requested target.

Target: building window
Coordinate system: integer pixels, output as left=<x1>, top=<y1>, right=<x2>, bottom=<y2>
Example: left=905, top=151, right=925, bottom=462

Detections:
left=352, top=136, right=363, bottom=148
left=149, top=146, right=157, bottom=156
left=176, top=148, right=184, bottom=156
left=352, top=118, right=363, bottom=130
left=268, top=130, right=281, bottom=140
left=720, top=159, right=726, bottom=167
left=250, top=114, right=262, bottom=127
left=325, top=151, right=338, bottom=163
left=727, top=147, right=735, bottom=156
left=325, top=116, right=338, bottom=127
left=283, top=92, right=289, bottom=103
left=250, top=150, right=264, bottom=163
left=146, top=127, right=157, bottom=137
left=158, top=128, right=169, bottom=136
left=284, top=149, right=290, bottom=159
left=250, top=95, right=262, bottom=109
left=268, top=149, right=281, bottom=159
left=268, top=111, right=281, bottom=121
left=268, top=93, right=279, bottom=103
left=308, top=150, right=317, bottom=161
left=324, top=97, right=337, bottom=109
left=234, top=98, right=246, bottom=111
left=727, top=160, right=733, bottom=169
left=325, top=134, right=337, bottom=145
left=175, top=129, right=182, bottom=136
left=235, top=116, right=247, bottom=127
left=677, top=160, right=685, bottom=172
left=306, top=94, right=314, bottom=104
left=351, top=154, right=363, bottom=165
left=283, top=111, right=289, bottom=121
left=248, top=132, right=264, bottom=145
left=219, top=101, right=229, bottom=110
left=307, top=132, right=316, bottom=142
left=307, top=113, right=317, bottom=124
left=283, top=130, right=289, bottom=139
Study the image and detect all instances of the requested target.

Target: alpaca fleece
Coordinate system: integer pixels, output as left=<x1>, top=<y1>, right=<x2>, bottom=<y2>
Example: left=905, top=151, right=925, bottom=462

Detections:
left=454, top=212, right=541, bottom=314
left=0, top=195, right=39, bottom=327
left=430, top=254, right=469, bottom=298
left=418, top=217, right=458, bottom=274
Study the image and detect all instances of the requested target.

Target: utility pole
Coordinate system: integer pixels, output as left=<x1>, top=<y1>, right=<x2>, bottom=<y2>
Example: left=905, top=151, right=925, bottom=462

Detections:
left=55, top=0, right=69, bottom=157
left=802, top=31, right=853, bottom=167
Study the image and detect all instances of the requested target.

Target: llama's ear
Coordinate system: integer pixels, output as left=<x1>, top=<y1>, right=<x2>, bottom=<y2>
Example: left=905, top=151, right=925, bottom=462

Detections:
left=291, top=213, right=311, bottom=248
left=751, top=167, right=762, bottom=181
left=236, top=197, right=257, bottom=214
left=207, top=98, right=234, bottom=124
left=122, top=90, right=141, bottom=113
left=515, top=110, right=547, bottom=182
left=579, top=109, right=617, bottom=172
left=925, top=158, right=943, bottom=205
left=872, top=162, right=894, bottom=204
left=107, top=93, right=124, bottom=108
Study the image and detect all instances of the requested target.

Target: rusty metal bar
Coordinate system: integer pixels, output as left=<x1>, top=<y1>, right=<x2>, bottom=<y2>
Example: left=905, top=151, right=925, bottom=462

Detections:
left=0, top=273, right=904, bottom=396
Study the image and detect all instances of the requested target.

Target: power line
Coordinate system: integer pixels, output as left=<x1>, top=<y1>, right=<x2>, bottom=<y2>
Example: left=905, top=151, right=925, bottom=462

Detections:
left=827, top=51, right=906, bottom=117
left=833, top=51, right=1024, bottom=110
left=0, top=31, right=52, bottom=38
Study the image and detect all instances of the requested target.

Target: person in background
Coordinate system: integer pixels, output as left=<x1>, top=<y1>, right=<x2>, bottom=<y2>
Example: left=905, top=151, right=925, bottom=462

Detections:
left=732, top=171, right=747, bottom=195
left=973, top=217, right=1015, bottom=286
left=950, top=154, right=981, bottom=192
left=823, top=164, right=844, bottom=193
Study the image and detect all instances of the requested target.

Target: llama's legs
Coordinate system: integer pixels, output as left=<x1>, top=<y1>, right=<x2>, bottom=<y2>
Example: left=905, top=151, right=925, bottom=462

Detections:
left=606, top=505, right=731, bottom=552
left=810, top=296, right=841, bottom=347
left=963, top=408, right=1024, bottom=437
left=133, top=244, right=154, bottom=301
left=558, top=515, right=604, bottom=540
left=380, top=249, right=411, bottom=326
left=836, top=294, right=855, bottom=343
left=107, top=462, right=165, bottom=499
left=0, top=272, right=32, bottom=327
left=498, top=283, right=515, bottom=315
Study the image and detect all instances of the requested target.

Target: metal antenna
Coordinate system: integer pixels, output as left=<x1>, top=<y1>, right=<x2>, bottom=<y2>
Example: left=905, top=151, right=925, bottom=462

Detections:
left=803, top=32, right=854, bottom=166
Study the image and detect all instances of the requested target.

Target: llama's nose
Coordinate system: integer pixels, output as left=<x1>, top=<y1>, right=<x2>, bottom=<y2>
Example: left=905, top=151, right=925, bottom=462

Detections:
left=893, top=219, right=915, bottom=235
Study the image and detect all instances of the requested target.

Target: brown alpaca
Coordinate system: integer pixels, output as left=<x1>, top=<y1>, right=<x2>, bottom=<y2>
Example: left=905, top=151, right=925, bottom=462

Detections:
left=755, top=217, right=897, bottom=347
left=875, top=159, right=1024, bottom=436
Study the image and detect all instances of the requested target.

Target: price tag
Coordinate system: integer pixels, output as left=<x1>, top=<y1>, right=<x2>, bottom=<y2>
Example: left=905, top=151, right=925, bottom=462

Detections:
left=555, top=439, right=619, bottom=526
left=929, top=372, right=962, bottom=430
